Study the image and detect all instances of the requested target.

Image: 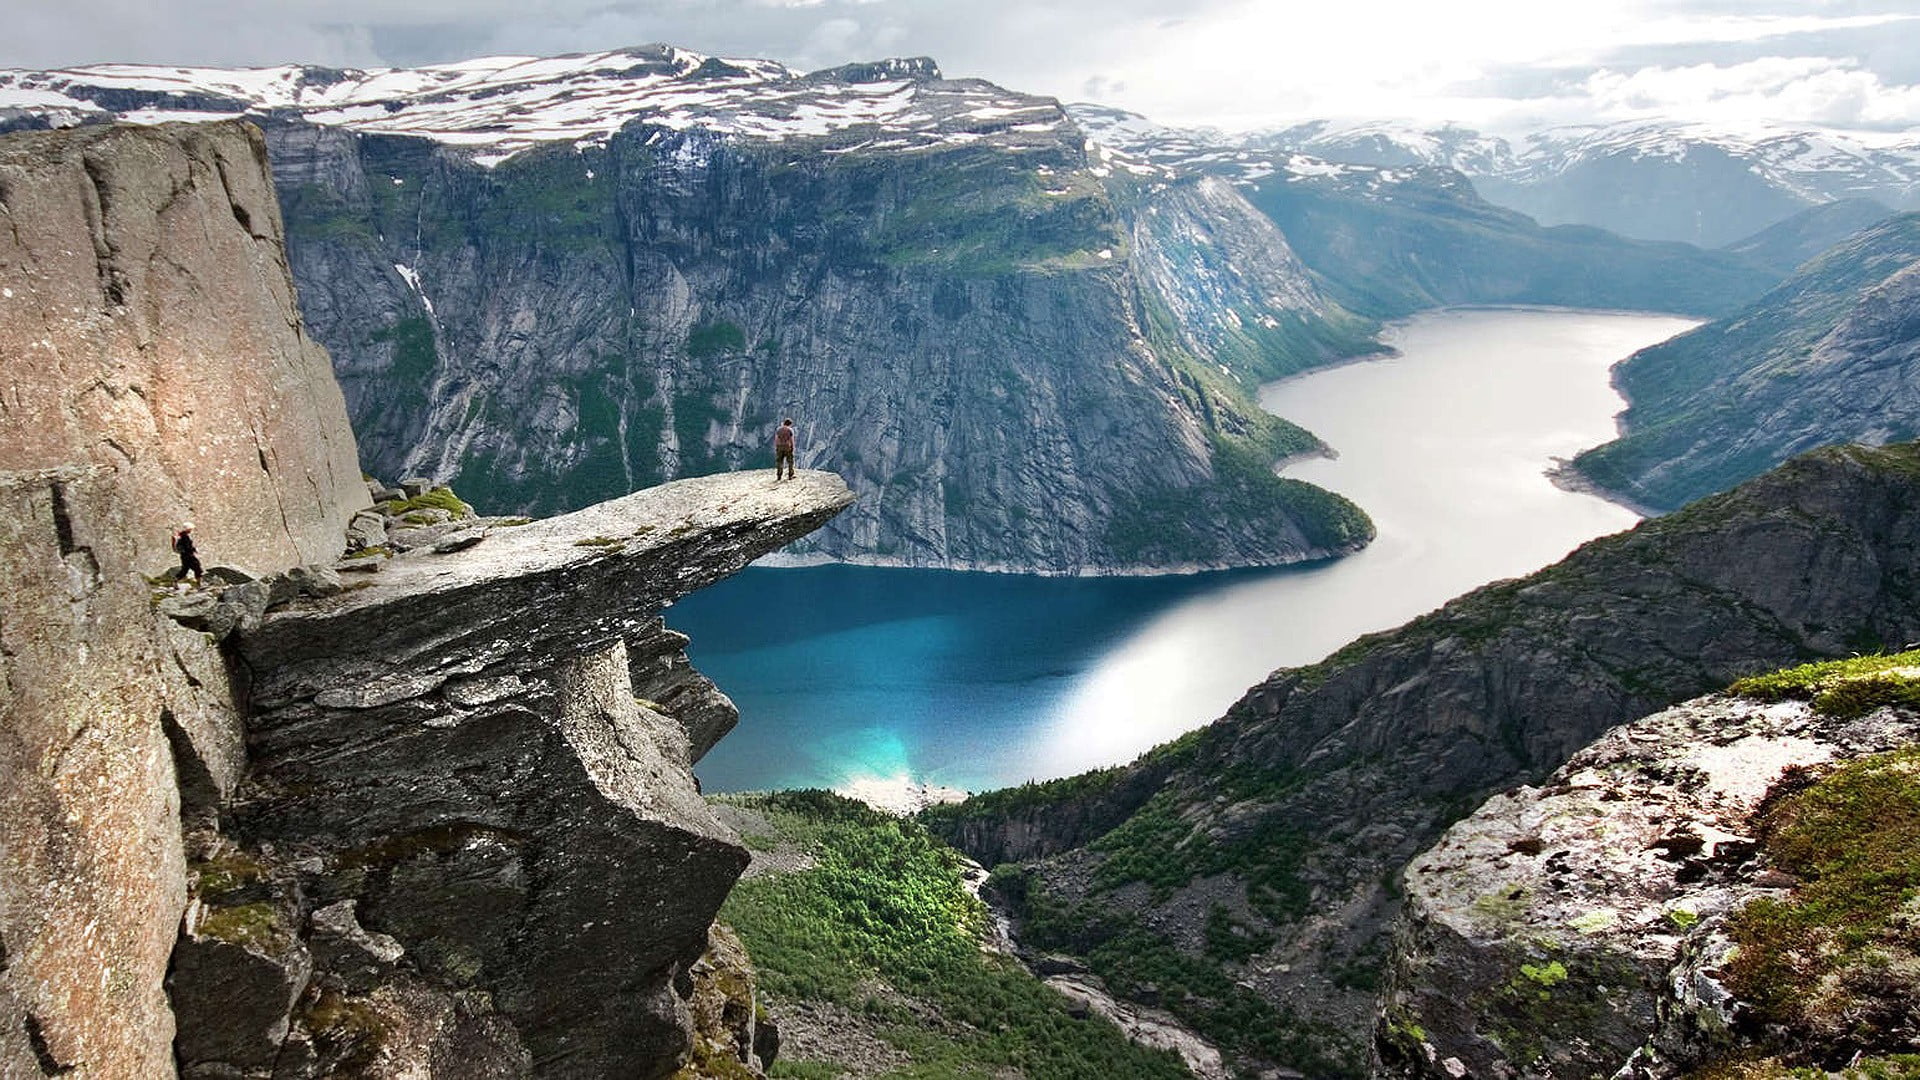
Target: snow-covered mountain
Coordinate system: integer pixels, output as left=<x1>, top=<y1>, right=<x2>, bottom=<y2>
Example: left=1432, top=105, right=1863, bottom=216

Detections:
left=1071, top=105, right=1920, bottom=247
left=0, top=46, right=1080, bottom=166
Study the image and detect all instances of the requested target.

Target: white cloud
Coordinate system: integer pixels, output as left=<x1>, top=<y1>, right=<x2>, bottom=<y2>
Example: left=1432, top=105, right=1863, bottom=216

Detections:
left=1581, top=57, right=1920, bottom=128
left=3, top=0, right=1917, bottom=133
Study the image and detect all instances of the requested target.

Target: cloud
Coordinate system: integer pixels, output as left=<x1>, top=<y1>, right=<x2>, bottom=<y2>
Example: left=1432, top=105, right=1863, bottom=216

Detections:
left=2, top=0, right=1916, bottom=134
left=1582, top=57, right=1920, bottom=129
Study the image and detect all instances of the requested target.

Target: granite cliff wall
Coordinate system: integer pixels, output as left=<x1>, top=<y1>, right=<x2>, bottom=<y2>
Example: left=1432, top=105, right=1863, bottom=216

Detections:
left=0, top=119, right=854, bottom=1078
left=0, top=120, right=365, bottom=1078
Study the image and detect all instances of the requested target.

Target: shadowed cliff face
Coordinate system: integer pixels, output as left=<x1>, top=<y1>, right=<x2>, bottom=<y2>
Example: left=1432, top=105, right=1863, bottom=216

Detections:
left=931, top=442, right=1920, bottom=1077
left=0, top=120, right=365, bottom=1079
left=267, top=119, right=1374, bottom=574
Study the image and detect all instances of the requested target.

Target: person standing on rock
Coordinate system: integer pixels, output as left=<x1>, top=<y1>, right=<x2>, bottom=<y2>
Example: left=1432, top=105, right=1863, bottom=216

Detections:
left=774, top=418, right=797, bottom=482
left=172, top=522, right=203, bottom=587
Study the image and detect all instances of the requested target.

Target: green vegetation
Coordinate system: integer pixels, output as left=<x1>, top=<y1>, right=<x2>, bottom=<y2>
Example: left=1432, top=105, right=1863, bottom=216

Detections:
left=717, top=790, right=1190, bottom=1079
left=1105, top=431, right=1374, bottom=566
left=995, top=867, right=1360, bottom=1077
left=686, top=320, right=748, bottom=359
left=1574, top=215, right=1920, bottom=510
left=342, top=545, right=391, bottom=560
left=371, top=317, right=437, bottom=387
left=196, top=902, right=290, bottom=951
left=574, top=536, right=623, bottom=548
left=867, top=151, right=1124, bottom=275
left=1723, top=748, right=1920, bottom=1062
left=918, top=729, right=1202, bottom=840
left=1689, top=1056, right=1920, bottom=1080
left=384, top=486, right=473, bottom=518
left=1727, top=648, right=1920, bottom=718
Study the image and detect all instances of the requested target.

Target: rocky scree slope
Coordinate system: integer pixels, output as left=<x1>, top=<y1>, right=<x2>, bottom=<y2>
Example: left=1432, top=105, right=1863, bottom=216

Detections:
left=1379, top=656, right=1920, bottom=1078
left=0, top=120, right=366, bottom=1078
left=1070, top=105, right=1785, bottom=319
left=0, top=47, right=1379, bottom=574
left=928, top=441, right=1920, bottom=1078
left=1576, top=213, right=1920, bottom=511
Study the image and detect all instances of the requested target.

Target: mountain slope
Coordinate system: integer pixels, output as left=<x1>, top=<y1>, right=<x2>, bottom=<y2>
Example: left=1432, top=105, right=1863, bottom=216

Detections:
left=1243, top=116, right=1920, bottom=248
left=1575, top=213, right=1920, bottom=510
left=0, top=50, right=1379, bottom=573
left=1720, top=196, right=1896, bottom=275
left=1070, top=105, right=1781, bottom=319
left=927, top=441, right=1920, bottom=1077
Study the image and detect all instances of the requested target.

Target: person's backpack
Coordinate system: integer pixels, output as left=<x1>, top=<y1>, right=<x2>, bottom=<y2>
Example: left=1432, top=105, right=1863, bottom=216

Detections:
left=171, top=532, right=186, bottom=554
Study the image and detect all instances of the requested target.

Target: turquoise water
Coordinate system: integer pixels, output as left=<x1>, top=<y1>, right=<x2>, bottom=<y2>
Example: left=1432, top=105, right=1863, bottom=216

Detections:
left=676, top=308, right=1700, bottom=796
left=670, top=563, right=1290, bottom=793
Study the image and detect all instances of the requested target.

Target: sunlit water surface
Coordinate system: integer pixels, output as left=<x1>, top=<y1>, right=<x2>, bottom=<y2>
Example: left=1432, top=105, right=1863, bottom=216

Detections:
left=676, top=308, right=1699, bottom=795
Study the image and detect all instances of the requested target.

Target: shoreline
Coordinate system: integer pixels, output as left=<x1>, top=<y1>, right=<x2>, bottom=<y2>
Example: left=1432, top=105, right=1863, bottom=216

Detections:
left=1544, top=457, right=1665, bottom=518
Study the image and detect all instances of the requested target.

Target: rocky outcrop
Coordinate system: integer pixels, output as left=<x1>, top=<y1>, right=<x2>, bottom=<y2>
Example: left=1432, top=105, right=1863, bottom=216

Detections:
left=935, top=441, right=1920, bottom=1077
left=1576, top=213, right=1920, bottom=510
left=2, top=118, right=853, bottom=1079
left=1377, top=687, right=1920, bottom=1078
left=0, top=120, right=364, bottom=1079
left=167, top=471, right=851, bottom=1079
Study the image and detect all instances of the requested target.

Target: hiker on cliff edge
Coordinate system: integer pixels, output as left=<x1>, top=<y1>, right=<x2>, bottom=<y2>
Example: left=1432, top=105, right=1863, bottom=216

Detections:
left=172, top=522, right=203, bottom=587
left=774, top=418, right=797, bottom=482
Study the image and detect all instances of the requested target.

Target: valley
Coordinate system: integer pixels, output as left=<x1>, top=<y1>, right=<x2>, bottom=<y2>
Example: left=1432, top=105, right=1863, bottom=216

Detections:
left=675, top=306, right=1694, bottom=798
left=2, top=29, right=1918, bottom=1080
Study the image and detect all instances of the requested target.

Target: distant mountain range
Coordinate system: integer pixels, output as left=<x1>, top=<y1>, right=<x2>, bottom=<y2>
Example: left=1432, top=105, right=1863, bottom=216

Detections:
left=1072, top=106, right=1920, bottom=249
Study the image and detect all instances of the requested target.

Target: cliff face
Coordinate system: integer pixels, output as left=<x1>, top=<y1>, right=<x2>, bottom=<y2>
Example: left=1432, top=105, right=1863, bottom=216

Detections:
left=0, top=50, right=1382, bottom=574
left=933, top=442, right=1920, bottom=1077
left=0, top=120, right=855, bottom=1079
left=1576, top=214, right=1920, bottom=511
left=267, top=112, right=1372, bottom=573
left=0, top=121, right=364, bottom=1078
left=209, top=471, right=851, bottom=1078
left=1379, top=670, right=1920, bottom=1077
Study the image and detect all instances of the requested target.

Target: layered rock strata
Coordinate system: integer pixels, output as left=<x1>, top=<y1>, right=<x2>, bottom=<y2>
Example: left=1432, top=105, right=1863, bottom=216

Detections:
left=0, top=120, right=364, bottom=1078
left=178, top=471, right=853, bottom=1078
left=1377, top=692, right=1920, bottom=1078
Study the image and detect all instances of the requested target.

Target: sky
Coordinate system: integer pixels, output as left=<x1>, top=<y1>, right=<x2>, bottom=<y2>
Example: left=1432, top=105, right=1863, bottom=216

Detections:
left=7, top=0, right=1920, bottom=134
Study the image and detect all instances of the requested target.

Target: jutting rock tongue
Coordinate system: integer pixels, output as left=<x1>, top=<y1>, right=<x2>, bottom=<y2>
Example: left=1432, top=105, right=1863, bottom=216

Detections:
left=0, top=121, right=364, bottom=1078
left=227, top=471, right=853, bottom=1077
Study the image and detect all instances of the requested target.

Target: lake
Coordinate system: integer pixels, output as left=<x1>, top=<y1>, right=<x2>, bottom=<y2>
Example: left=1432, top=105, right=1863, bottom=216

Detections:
left=672, top=307, right=1700, bottom=798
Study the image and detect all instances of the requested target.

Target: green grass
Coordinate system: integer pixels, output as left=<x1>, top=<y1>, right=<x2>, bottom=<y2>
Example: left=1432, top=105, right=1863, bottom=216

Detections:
left=1723, top=748, right=1920, bottom=1063
left=717, top=791, right=1190, bottom=1080
left=1727, top=648, right=1920, bottom=718
left=384, top=487, right=473, bottom=518
left=687, top=320, right=748, bottom=359
left=996, top=868, right=1360, bottom=1077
